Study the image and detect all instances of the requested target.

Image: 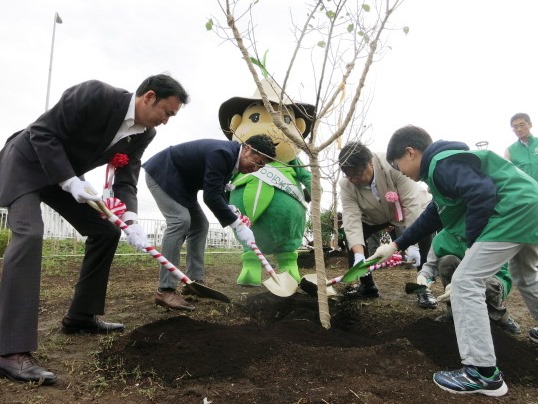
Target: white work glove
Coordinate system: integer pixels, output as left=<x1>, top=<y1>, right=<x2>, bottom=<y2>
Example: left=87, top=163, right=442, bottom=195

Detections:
left=416, top=274, right=434, bottom=288
left=228, top=204, right=240, bottom=216
left=60, top=177, right=101, bottom=203
left=353, top=253, right=365, bottom=267
left=230, top=218, right=256, bottom=249
left=366, top=242, right=397, bottom=263
left=437, top=283, right=452, bottom=303
left=406, top=244, right=421, bottom=267
left=126, top=223, right=148, bottom=251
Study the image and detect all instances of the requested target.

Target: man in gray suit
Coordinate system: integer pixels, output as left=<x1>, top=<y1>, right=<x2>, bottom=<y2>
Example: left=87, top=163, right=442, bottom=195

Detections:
left=0, top=74, right=189, bottom=385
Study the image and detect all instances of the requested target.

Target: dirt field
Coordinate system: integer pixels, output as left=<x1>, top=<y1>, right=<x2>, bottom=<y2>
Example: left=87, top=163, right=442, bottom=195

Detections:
left=0, top=250, right=537, bottom=404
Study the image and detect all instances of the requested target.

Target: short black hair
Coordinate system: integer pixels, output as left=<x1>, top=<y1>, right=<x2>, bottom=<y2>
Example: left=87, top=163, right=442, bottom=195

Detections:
left=136, top=74, right=190, bottom=104
left=338, top=141, right=373, bottom=175
left=245, top=134, right=277, bottom=159
left=510, top=113, right=531, bottom=125
left=386, top=125, right=433, bottom=162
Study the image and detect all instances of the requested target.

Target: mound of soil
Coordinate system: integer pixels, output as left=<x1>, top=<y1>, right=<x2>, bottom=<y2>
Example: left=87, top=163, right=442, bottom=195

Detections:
left=1, top=253, right=536, bottom=403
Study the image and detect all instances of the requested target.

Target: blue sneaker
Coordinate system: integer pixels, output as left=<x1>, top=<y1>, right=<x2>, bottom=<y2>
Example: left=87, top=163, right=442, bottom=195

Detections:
left=433, top=366, right=508, bottom=396
left=529, top=327, right=538, bottom=343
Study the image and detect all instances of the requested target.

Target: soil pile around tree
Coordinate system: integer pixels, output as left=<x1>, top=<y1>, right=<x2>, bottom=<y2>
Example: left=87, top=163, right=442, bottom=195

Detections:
left=0, top=251, right=536, bottom=403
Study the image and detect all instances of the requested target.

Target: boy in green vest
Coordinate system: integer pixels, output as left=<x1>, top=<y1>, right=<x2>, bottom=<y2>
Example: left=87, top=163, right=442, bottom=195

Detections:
left=368, top=125, right=538, bottom=397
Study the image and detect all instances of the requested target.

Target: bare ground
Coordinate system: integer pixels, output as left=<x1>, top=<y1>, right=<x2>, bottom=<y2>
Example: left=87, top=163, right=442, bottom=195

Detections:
left=0, top=251, right=537, bottom=404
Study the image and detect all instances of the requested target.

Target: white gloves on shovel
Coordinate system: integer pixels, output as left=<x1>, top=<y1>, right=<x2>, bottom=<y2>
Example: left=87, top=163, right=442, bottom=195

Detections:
left=230, top=218, right=255, bottom=249
left=60, top=177, right=101, bottom=203
left=416, top=274, right=434, bottom=288
left=126, top=223, right=148, bottom=251
left=353, top=253, right=365, bottom=267
left=367, top=242, right=397, bottom=263
left=406, top=244, right=421, bottom=267
left=437, top=283, right=452, bottom=303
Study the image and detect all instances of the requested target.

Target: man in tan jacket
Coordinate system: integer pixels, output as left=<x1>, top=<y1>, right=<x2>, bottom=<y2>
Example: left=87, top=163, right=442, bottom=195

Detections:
left=339, top=141, right=433, bottom=303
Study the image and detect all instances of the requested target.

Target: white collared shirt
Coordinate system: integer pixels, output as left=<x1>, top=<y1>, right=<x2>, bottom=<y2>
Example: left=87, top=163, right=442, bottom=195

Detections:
left=232, top=144, right=242, bottom=175
left=107, top=94, right=146, bottom=149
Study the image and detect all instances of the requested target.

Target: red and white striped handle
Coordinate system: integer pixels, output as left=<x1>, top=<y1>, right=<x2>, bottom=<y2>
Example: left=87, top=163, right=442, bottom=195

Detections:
left=250, top=242, right=276, bottom=276
left=90, top=200, right=191, bottom=284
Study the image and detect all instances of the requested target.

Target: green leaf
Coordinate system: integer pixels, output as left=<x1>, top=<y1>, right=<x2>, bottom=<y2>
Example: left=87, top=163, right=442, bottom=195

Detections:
left=347, top=23, right=354, bottom=33
left=205, top=19, right=213, bottom=31
left=317, top=40, right=326, bottom=48
left=326, top=10, right=336, bottom=19
left=403, top=26, right=410, bottom=35
left=362, top=4, right=371, bottom=12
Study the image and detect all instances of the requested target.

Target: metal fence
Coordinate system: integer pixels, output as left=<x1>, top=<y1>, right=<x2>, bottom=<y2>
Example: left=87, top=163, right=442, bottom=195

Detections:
left=0, top=206, right=242, bottom=250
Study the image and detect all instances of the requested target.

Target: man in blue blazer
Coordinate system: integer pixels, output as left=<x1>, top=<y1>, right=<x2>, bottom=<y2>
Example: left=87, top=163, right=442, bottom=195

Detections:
left=143, top=135, right=276, bottom=310
left=0, top=74, right=189, bottom=384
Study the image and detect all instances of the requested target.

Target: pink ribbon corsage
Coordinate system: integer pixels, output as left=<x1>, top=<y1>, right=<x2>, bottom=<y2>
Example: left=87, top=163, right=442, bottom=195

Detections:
left=103, top=153, right=129, bottom=198
left=385, top=191, right=404, bottom=222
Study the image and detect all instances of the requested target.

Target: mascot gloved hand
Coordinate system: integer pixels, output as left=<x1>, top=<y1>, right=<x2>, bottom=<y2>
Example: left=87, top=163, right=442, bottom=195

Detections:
left=219, top=79, right=315, bottom=286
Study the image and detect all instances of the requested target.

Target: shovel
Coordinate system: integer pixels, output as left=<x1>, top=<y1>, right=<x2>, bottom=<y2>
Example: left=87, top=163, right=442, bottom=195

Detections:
left=299, top=254, right=402, bottom=296
left=87, top=199, right=231, bottom=303
left=250, top=242, right=298, bottom=297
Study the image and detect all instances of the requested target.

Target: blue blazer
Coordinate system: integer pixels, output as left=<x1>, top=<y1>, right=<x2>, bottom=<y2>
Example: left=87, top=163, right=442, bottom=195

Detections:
left=143, top=139, right=241, bottom=226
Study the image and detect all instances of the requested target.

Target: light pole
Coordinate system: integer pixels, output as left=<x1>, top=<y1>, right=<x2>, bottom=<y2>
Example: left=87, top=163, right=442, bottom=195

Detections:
left=45, top=12, right=63, bottom=111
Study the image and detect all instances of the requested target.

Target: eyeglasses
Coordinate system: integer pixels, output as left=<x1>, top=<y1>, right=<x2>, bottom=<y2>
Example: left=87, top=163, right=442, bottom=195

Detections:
left=389, top=160, right=399, bottom=171
left=248, top=158, right=266, bottom=169
left=512, top=123, right=529, bottom=130
left=343, top=172, right=363, bottom=180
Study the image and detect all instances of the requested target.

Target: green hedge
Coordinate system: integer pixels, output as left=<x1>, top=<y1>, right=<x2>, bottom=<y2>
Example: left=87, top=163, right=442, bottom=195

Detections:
left=0, top=229, right=10, bottom=257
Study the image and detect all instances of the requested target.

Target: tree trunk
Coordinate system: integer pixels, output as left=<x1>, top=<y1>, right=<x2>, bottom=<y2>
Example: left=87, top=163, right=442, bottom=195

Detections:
left=310, top=154, right=331, bottom=329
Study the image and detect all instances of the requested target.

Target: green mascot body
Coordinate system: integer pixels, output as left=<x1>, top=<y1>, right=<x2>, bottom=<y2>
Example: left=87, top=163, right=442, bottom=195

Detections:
left=218, top=79, right=315, bottom=285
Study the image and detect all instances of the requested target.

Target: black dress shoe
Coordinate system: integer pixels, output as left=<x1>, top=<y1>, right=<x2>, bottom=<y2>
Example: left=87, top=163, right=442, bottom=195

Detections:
left=344, top=283, right=380, bottom=299
left=61, top=315, right=125, bottom=334
left=0, top=352, right=57, bottom=385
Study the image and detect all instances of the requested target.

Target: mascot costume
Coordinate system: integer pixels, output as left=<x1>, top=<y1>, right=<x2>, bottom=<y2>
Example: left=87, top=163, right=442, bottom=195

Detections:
left=218, top=79, right=315, bottom=285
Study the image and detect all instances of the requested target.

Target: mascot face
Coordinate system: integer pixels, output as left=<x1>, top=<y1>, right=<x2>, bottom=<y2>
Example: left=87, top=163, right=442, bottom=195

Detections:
left=229, top=101, right=307, bottom=163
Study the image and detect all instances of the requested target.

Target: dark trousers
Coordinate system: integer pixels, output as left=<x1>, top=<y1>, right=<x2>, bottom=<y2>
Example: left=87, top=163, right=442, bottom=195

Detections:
left=0, top=187, right=121, bottom=355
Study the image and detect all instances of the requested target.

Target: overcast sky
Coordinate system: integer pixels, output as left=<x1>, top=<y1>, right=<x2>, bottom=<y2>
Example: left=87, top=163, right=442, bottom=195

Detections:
left=2, top=0, right=537, bottom=221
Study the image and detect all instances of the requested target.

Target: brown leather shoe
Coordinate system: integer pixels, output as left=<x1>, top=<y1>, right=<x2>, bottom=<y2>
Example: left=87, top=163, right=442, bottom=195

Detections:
left=155, top=290, right=195, bottom=311
left=0, top=352, right=57, bottom=385
left=61, top=315, right=125, bottom=334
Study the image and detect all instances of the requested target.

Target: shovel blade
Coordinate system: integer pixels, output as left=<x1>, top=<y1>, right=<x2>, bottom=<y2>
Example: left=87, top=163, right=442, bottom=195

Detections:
left=341, top=258, right=380, bottom=283
left=183, top=281, right=231, bottom=303
left=262, top=271, right=298, bottom=297
left=404, top=282, right=428, bottom=295
left=300, top=273, right=337, bottom=297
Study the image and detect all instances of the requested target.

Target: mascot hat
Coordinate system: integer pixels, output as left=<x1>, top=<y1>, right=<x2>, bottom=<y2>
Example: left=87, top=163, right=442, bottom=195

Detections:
left=219, top=79, right=315, bottom=140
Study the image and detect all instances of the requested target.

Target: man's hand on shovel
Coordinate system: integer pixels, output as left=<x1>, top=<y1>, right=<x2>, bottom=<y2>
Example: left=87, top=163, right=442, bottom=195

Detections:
left=366, top=242, right=398, bottom=263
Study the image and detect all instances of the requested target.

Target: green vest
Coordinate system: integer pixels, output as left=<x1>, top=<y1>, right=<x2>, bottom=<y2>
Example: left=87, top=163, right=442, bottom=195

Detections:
left=432, top=229, right=512, bottom=297
left=425, top=149, right=538, bottom=244
left=508, top=135, right=538, bottom=182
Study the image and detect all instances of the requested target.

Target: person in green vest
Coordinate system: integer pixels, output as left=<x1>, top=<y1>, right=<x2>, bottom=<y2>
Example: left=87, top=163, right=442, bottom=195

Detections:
left=504, top=112, right=538, bottom=182
left=368, top=125, right=538, bottom=397
left=417, top=229, right=520, bottom=334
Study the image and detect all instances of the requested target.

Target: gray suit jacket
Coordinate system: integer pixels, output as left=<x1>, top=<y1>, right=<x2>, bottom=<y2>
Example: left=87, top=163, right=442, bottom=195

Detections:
left=340, top=153, right=431, bottom=248
left=0, top=80, right=156, bottom=211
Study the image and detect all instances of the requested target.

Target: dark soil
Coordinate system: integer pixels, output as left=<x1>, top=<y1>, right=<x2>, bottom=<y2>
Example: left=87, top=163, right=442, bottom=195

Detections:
left=0, top=251, right=537, bottom=403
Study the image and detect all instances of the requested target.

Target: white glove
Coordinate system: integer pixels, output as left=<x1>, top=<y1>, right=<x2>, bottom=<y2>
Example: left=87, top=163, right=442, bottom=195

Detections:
left=60, top=177, right=101, bottom=203
left=230, top=218, right=255, bottom=249
left=366, top=242, right=397, bottom=263
left=353, top=253, right=365, bottom=266
left=437, top=283, right=452, bottom=303
left=416, top=274, right=434, bottom=287
left=406, top=244, right=421, bottom=267
left=228, top=204, right=241, bottom=216
left=126, top=223, right=148, bottom=251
